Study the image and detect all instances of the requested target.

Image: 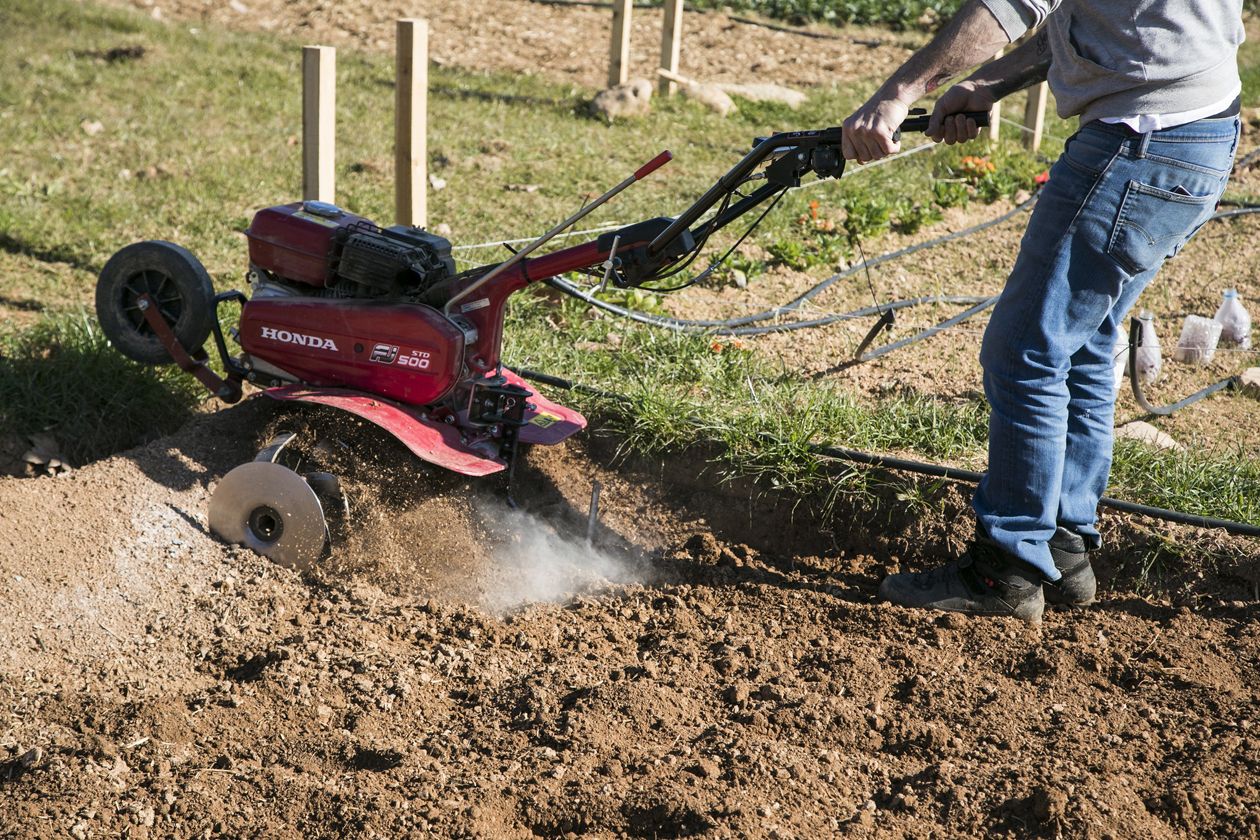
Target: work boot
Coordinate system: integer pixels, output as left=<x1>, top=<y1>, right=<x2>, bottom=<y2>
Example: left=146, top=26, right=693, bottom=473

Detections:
left=878, top=538, right=1045, bottom=623
left=1043, top=526, right=1097, bottom=607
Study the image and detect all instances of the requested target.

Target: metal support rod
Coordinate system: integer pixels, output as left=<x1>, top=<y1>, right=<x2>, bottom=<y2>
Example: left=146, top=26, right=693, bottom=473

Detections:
left=586, top=481, right=603, bottom=546
left=1128, top=318, right=1237, bottom=416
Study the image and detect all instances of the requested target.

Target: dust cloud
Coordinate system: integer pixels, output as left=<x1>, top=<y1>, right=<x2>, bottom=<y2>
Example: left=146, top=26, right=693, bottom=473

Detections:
left=479, top=502, right=647, bottom=613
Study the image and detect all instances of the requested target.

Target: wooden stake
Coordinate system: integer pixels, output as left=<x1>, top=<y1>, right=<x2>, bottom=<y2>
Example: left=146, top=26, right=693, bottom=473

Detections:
left=658, top=0, right=684, bottom=97
left=609, top=0, right=633, bottom=88
left=984, top=50, right=1002, bottom=144
left=302, top=45, right=336, bottom=203
left=1023, top=80, right=1049, bottom=152
left=395, top=19, right=428, bottom=228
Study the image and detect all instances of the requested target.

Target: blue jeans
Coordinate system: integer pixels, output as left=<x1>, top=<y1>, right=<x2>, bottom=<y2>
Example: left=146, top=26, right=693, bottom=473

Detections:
left=974, top=115, right=1240, bottom=579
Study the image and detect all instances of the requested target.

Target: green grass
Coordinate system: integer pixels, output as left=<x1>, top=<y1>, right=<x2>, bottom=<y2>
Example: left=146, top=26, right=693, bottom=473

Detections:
left=0, top=312, right=205, bottom=464
left=3, top=0, right=1260, bottom=536
left=676, top=0, right=962, bottom=30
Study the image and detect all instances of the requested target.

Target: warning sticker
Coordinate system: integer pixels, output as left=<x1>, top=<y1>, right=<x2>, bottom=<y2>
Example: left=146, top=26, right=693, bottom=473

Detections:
left=529, top=412, right=561, bottom=429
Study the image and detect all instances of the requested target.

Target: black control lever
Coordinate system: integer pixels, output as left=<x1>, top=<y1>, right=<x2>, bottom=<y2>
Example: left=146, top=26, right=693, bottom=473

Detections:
left=893, top=107, right=992, bottom=142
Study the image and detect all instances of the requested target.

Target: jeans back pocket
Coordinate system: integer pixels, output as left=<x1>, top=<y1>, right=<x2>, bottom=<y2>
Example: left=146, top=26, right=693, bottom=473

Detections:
left=1106, top=179, right=1218, bottom=275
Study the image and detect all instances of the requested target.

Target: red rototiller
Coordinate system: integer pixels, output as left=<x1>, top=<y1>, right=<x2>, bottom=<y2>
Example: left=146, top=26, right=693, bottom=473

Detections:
left=96, top=111, right=984, bottom=568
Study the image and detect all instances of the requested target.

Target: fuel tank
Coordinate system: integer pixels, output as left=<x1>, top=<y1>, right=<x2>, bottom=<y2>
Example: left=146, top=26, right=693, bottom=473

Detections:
left=245, top=201, right=368, bottom=287
left=240, top=297, right=465, bottom=406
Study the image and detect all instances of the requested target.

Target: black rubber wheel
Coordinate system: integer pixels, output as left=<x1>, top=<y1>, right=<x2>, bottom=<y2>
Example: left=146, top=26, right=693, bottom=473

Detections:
left=95, top=240, right=216, bottom=365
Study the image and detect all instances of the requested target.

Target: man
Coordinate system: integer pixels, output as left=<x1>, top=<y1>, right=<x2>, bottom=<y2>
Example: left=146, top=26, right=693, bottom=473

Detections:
left=842, top=1, right=1243, bottom=622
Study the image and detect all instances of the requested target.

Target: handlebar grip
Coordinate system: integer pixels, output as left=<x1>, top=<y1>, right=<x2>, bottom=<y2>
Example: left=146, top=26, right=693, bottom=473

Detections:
left=634, top=150, right=673, bottom=180
left=892, top=110, right=992, bottom=143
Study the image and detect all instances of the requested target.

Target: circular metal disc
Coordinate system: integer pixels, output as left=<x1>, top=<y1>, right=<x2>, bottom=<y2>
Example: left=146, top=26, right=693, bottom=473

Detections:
left=209, top=461, right=328, bottom=571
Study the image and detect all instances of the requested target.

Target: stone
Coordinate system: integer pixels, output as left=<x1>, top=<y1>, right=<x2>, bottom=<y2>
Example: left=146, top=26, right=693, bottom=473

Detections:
left=682, top=83, right=735, bottom=118
left=1239, top=367, right=1260, bottom=397
left=590, top=79, right=653, bottom=121
left=1115, top=420, right=1184, bottom=452
left=717, top=82, right=806, bottom=109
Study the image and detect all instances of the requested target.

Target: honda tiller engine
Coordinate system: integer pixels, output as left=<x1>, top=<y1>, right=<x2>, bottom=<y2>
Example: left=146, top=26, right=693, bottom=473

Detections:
left=96, top=111, right=984, bottom=568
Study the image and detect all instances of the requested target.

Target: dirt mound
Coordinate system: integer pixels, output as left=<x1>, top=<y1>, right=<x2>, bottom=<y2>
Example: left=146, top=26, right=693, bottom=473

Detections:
left=2, top=396, right=1258, bottom=838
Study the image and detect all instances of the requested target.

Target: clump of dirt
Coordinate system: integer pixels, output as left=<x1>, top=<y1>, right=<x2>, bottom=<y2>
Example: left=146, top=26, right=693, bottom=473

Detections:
left=1, top=398, right=1258, bottom=839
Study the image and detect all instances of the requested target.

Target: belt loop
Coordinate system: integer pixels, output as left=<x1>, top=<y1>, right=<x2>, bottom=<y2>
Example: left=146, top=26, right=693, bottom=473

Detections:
left=1136, top=131, right=1152, bottom=159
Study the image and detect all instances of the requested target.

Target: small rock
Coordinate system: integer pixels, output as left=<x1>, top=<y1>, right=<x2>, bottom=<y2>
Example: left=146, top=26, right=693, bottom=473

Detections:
left=428, top=175, right=447, bottom=191
left=686, top=758, right=720, bottom=779
left=1115, top=420, right=1183, bottom=451
left=1033, top=786, right=1068, bottom=822
left=434, top=223, right=453, bottom=237
left=18, top=746, right=43, bottom=768
left=683, top=83, right=735, bottom=117
left=1239, top=367, right=1260, bottom=397
left=80, top=119, right=104, bottom=136
left=756, top=684, right=784, bottom=703
left=717, top=82, right=806, bottom=109
left=590, top=79, right=653, bottom=120
left=722, top=683, right=749, bottom=705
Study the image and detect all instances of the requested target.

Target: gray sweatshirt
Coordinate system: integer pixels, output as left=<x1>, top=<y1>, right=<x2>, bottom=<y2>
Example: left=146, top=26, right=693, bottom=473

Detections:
left=978, top=0, right=1244, bottom=124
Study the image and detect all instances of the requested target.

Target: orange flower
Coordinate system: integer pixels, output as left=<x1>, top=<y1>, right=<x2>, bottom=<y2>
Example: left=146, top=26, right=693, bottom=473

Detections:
left=710, top=340, right=725, bottom=353
left=1034, top=170, right=1050, bottom=186
left=809, top=200, right=820, bottom=221
left=959, top=155, right=997, bottom=178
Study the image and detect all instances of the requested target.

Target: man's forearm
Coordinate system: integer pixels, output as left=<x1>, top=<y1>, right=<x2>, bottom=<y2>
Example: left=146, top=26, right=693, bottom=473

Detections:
left=872, top=0, right=1012, bottom=105
left=970, top=28, right=1052, bottom=100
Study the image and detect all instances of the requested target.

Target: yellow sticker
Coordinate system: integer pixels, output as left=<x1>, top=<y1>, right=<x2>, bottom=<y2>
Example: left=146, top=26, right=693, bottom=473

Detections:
left=529, top=412, right=560, bottom=428
left=293, top=210, right=340, bottom=228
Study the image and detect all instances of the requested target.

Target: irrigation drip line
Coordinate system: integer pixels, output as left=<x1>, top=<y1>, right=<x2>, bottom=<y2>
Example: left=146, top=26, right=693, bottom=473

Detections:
left=510, top=367, right=1260, bottom=539
left=858, top=296, right=998, bottom=361
left=547, top=192, right=1037, bottom=335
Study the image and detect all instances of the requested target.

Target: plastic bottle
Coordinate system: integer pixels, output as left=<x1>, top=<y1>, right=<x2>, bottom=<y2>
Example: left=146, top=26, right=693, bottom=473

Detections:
left=1134, top=310, right=1162, bottom=384
left=1173, top=314, right=1223, bottom=365
left=1213, top=288, right=1252, bottom=349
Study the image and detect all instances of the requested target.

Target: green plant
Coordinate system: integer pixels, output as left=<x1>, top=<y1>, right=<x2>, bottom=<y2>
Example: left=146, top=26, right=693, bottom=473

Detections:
left=716, top=253, right=767, bottom=289
left=931, top=179, right=970, bottom=209
left=669, top=0, right=963, bottom=30
left=891, top=199, right=943, bottom=234
left=840, top=192, right=892, bottom=241
left=768, top=238, right=811, bottom=270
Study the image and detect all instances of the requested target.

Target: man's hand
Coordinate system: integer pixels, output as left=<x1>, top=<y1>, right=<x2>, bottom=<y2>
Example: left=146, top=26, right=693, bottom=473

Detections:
left=842, top=98, right=910, bottom=164
left=927, top=80, right=995, bottom=144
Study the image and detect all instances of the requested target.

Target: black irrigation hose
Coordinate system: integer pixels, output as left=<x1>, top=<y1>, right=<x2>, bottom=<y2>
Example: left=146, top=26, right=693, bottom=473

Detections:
left=511, top=367, right=1260, bottom=539
left=859, top=296, right=998, bottom=361
left=548, top=280, right=992, bottom=336
left=546, top=191, right=1039, bottom=336
left=1126, top=319, right=1239, bottom=416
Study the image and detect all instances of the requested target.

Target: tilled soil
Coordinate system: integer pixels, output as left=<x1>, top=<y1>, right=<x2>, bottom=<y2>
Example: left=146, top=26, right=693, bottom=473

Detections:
left=1, top=399, right=1258, bottom=839
left=5, top=3, right=1260, bottom=838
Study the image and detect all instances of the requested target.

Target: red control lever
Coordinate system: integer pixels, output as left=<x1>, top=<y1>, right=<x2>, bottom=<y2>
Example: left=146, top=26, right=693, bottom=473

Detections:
left=634, top=150, right=673, bottom=180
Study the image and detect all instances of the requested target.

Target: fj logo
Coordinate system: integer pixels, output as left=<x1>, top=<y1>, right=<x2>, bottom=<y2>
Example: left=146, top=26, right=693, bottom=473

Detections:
left=260, top=326, right=339, bottom=352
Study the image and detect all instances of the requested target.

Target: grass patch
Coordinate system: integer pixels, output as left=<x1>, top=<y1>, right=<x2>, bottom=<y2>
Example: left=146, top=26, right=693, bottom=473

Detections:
left=0, top=311, right=205, bottom=465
